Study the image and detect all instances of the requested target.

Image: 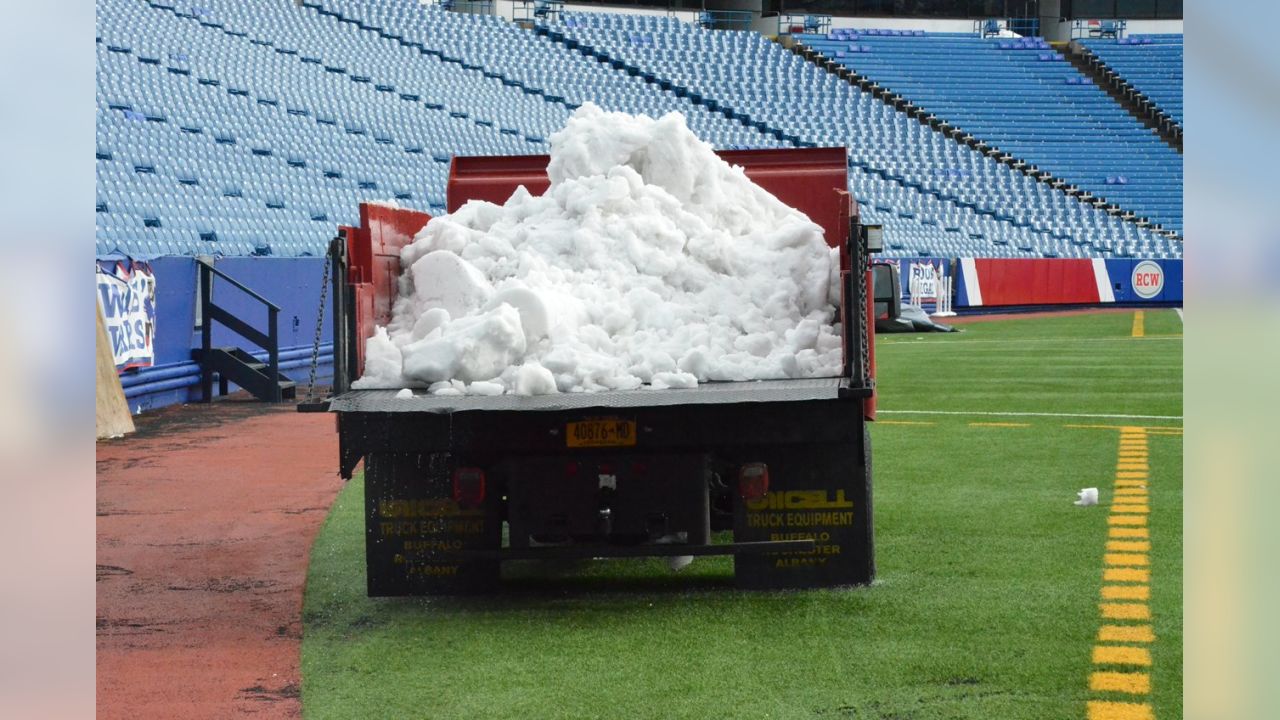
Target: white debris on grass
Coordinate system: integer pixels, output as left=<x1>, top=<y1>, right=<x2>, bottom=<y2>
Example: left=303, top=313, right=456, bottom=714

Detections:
left=1074, top=487, right=1099, bottom=506
left=352, top=103, right=842, bottom=396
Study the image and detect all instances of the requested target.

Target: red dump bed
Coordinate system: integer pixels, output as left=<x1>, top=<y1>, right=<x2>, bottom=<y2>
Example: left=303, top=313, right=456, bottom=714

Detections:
left=339, top=147, right=874, bottom=414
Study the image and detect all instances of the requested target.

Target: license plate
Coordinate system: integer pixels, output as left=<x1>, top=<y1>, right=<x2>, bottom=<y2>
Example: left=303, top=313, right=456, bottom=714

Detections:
left=566, top=419, right=637, bottom=448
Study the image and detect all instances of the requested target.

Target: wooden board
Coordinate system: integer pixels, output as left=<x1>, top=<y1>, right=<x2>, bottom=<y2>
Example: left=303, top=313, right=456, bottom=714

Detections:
left=96, top=304, right=135, bottom=439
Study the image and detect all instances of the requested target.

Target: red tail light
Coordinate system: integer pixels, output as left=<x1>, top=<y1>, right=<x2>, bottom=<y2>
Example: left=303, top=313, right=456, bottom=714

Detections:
left=452, top=467, right=486, bottom=508
left=738, top=462, right=770, bottom=501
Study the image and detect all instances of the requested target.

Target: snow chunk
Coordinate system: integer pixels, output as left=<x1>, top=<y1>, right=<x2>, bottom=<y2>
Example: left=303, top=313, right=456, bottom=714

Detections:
left=401, top=304, right=526, bottom=384
left=407, top=250, right=494, bottom=320
left=351, top=327, right=403, bottom=389
left=514, top=362, right=557, bottom=396
left=354, top=103, right=842, bottom=394
left=650, top=371, right=699, bottom=390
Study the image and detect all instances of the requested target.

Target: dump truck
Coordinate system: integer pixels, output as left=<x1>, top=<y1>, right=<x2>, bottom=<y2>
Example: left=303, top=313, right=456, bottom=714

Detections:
left=310, top=147, right=885, bottom=595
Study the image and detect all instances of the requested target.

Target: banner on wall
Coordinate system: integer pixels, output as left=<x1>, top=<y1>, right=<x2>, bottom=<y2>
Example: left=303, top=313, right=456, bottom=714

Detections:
left=954, top=257, right=1183, bottom=307
left=906, top=258, right=946, bottom=301
left=96, top=259, right=157, bottom=371
left=880, top=258, right=949, bottom=301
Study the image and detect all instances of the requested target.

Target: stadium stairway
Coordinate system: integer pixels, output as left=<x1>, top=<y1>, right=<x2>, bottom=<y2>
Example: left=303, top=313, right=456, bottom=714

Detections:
left=1064, top=38, right=1182, bottom=150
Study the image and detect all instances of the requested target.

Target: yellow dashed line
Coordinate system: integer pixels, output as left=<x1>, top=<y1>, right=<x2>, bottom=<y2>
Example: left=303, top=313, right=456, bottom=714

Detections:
left=1104, top=568, right=1150, bottom=583
left=1087, top=700, right=1155, bottom=720
left=1102, top=585, right=1151, bottom=601
left=1089, top=427, right=1157, bottom=718
left=1093, top=646, right=1152, bottom=666
left=1107, top=540, right=1151, bottom=553
left=1099, top=625, right=1155, bottom=643
left=1091, top=670, right=1151, bottom=694
left=1100, top=602, right=1152, bottom=620
left=1107, top=516, right=1148, bottom=527
left=1105, top=552, right=1149, bottom=566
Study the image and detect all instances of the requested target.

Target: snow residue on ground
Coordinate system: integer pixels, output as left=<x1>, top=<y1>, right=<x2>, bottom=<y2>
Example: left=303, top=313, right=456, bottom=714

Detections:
left=353, top=103, right=842, bottom=395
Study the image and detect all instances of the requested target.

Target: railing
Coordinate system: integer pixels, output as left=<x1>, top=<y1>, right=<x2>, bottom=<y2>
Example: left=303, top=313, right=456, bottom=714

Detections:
left=696, top=10, right=754, bottom=32
left=1072, top=18, right=1127, bottom=39
left=197, top=259, right=281, bottom=402
left=435, top=0, right=494, bottom=16
left=776, top=13, right=830, bottom=37
left=513, top=0, right=563, bottom=24
left=974, top=16, right=1040, bottom=37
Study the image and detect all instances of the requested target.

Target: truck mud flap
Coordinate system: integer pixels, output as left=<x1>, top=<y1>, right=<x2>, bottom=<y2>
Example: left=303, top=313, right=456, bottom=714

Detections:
left=732, top=429, right=874, bottom=590
left=363, top=452, right=501, bottom=596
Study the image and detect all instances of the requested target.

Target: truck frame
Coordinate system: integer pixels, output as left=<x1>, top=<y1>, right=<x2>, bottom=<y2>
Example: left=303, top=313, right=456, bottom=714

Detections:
left=314, top=147, right=880, bottom=594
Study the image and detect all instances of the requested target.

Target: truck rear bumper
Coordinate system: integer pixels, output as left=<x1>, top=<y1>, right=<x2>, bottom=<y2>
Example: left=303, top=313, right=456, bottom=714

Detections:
left=340, top=392, right=873, bottom=595
left=457, top=539, right=816, bottom=561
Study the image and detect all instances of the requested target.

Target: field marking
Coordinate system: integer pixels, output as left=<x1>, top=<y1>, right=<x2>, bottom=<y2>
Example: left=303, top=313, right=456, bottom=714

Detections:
left=1101, top=602, right=1152, bottom=620
left=1131, top=311, right=1145, bottom=338
left=1107, top=540, right=1151, bottom=553
left=880, top=410, right=1183, bottom=420
left=1175, top=308, right=1183, bottom=323
left=1105, top=551, right=1149, bottom=565
left=1090, top=428, right=1157, bottom=719
left=1102, top=585, right=1151, bottom=601
left=1099, top=625, right=1155, bottom=643
left=1104, top=568, right=1150, bottom=582
left=1068, top=424, right=1183, bottom=433
left=1093, top=646, right=1153, bottom=666
left=1087, top=700, right=1155, bottom=720
left=877, top=336, right=1181, bottom=347
left=968, top=421, right=1030, bottom=428
left=1091, top=670, right=1152, bottom=694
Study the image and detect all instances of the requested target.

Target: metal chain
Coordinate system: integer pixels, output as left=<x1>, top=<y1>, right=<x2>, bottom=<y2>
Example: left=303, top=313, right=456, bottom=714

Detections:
left=303, top=249, right=332, bottom=403
left=855, top=235, right=871, bottom=388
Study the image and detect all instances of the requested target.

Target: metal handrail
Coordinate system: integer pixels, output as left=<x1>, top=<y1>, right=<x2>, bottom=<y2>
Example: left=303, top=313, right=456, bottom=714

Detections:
left=1072, top=18, right=1127, bottom=40
left=197, top=259, right=281, bottom=402
left=697, top=9, right=754, bottom=32
left=195, top=258, right=280, bottom=311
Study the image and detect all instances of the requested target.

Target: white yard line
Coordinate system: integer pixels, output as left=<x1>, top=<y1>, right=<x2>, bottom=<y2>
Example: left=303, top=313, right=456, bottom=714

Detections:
left=877, top=410, right=1183, bottom=420
left=1175, top=308, right=1183, bottom=322
left=877, top=336, right=1182, bottom=347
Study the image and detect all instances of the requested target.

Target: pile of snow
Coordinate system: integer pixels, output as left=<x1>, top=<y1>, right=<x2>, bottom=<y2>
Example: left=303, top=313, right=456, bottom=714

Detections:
left=354, top=103, right=843, bottom=396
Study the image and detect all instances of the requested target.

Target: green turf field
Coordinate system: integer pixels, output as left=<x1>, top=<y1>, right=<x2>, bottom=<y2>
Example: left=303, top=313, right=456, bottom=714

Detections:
left=301, top=309, right=1183, bottom=719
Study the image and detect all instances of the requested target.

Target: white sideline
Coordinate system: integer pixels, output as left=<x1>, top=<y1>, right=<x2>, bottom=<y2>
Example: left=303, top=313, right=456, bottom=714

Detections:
left=878, top=336, right=1183, bottom=347
left=877, top=410, right=1183, bottom=420
left=1175, top=308, right=1183, bottom=322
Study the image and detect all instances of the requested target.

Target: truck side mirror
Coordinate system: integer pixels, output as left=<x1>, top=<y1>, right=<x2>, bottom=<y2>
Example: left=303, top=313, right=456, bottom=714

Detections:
left=871, top=263, right=900, bottom=321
